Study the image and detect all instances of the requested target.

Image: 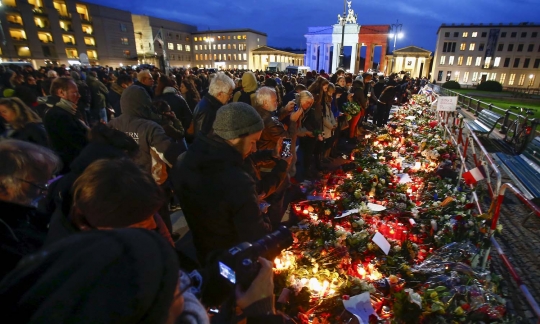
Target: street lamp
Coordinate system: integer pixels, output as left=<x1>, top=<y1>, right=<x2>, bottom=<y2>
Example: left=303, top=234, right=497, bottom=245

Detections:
left=338, top=0, right=346, bottom=68
left=205, top=36, right=214, bottom=68
left=388, top=20, right=403, bottom=74
left=388, top=20, right=403, bottom=53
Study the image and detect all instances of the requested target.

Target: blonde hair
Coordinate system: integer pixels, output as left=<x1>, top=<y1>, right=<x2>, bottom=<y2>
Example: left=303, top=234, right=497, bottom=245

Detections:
left=0, top=97, right=42, bottom=130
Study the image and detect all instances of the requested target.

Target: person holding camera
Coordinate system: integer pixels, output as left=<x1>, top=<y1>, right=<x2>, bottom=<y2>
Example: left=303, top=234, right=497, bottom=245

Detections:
left=171, top=102, right=270, bottom=264
left=0, top=228, right=286, bottom=324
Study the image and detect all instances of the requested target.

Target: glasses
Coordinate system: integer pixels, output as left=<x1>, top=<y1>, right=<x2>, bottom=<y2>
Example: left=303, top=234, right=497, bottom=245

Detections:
left=16, top=178, right=49, bottom=195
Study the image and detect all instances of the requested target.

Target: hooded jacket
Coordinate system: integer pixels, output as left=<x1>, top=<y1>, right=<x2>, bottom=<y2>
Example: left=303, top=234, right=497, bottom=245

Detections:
left=233, top=71, right=258, bottom=105
left=86, top=75, right=109, bottom=110
left=171, top=134, right=269, bottom=264
left=155, top=87, right=193, bottom=131
left=108, top=85, right=184, bottom=183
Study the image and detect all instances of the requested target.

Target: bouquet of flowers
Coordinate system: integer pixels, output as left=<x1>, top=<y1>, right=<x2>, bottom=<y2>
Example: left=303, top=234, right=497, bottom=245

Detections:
left=342, top=101, right=362, bottom=121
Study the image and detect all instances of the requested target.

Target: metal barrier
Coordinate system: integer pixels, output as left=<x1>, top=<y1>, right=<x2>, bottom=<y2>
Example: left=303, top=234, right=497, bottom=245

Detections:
left=488, top=183, right=540, bottom=320
left=434, top=86, right=540, bottom=142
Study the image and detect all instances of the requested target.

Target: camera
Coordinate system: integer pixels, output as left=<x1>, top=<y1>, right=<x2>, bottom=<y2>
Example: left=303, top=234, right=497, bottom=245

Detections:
left=200, top=226, right=293, bottom=307
left=281, top=138, right=292, bottom=158
left=294, top=93, right=301, bottom=111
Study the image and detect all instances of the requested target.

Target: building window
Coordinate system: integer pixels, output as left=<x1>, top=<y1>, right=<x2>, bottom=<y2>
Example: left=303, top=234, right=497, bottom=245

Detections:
left=445, top=71, right=451, bottom=81
left=440, top=56, right=446, bottom=65
left=454, top=71, right=460, bottom=81
left=475, top=57, right=481, bottom=66
left=185, top=45, right=191, bottom=51
left=463, top=71, right=469, bottom=83
left=119, top=23, right=127, bottom=32
left=462, top=32, right=468, bottom=37
left=76, top=4, right=90, bottom=21
left=194, top=45, right=198, bottom=50
left=453, top=32, right=458, bottom=37
left=501, top=32, right=507, bottom=38
left=170, top=54, right=175, bottom=60
left=481, top=32, right=487, bottom=37
left=233, top=54, right=236, bottom=60
left=195, top=54, right=199, bottom=60
left=437, top=70, right=443, bottom=81
left=500, top=73, right=506, bottom=85
left=62, top=34, right=75, bottom=45
left=523, top=58, right=530, bottom=68
left=204, top=45, right=207, bottom=50
left=460, top=43, right=466, bottom=51
left=168, top=43, right=173, bottom=50
left=511, top=32, right=517, bottom=38
left=529, top=75, right=535, bottom=87
left=37, top=32, right=53, bottom=43
left=239, top=43, right=246, bottom=51
left=503, top=57, right=510, bottom=67
left=123, top=50, right=130, bottom=57
left=65, top=48, right=78, bottom=59
left=457, top=56, right=463, bottom=65
left=449, top=56, right=454, bottom=65
left=490, top=73, right=497, bottom=81
left=227, top=44, right=231, bottom=50
left=534, top=59, right=540, bottom=68
left=521, top=32, right=527, bottom=38
left=532, top=32, right=538, bottom=38
left=177, top=44, right=182, bottom=51
left=233, top=44, right=236, bottom=50
left=508, top=73, right=516, bottom=85
left=494, top=57, right=501, bottom=67
left=242, top=35, right=247, bottom=40
left=472, top=72, right=478, bottom=82
left=243, top=53, right=247, bottom=61
left=472, top=32, right=478, bottom=37
left=479, top=44, right=484, bottom=51
left=507, top=44, right=514, bottom=51
left=497, top=44, right=503, bottom=51
left=518, top=74, right=525, bottom=86
left=443, top=42, right=456, bottom=52
left=218, top=54, right=222, bottom=60
left=517, top=44, right=524, bottom=52
left=120, top=37, right=129, bottom=45
left=217, top=44, right=221, bottom=50
left=528, top=44, right=534, bottom=52
left=194, top=37, right=198, bottom=41
left=466, top=56, right=472, bottom=66
left=484, top=57, right=491, bottom=68
left=513, top=58, right=520, bottom=68
left=84, top=36, right=95, bottom=46
left=469, top=43, right=475, bottom=51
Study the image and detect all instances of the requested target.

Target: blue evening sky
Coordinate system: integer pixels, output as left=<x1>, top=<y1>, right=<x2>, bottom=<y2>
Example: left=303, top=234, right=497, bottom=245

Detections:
left=87, top=0, right=540, bottom=52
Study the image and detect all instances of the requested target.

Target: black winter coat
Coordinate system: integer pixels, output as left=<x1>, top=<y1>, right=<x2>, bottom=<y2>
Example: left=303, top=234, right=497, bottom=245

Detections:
left=191, top=93, right=223, bottom=137
left=155, top=92, right=193, bottom=131
left=43, top=103, right=89, bottom=173
left=0, top=122, right=49, bottom=148
left=171, top=134, right=269, bottom=264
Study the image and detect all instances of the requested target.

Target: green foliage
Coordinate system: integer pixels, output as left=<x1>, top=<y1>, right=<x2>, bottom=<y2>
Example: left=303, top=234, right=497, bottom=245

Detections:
left=442, top=80, right=461, bottom=89
left=477, top=80, right=503, bottom=92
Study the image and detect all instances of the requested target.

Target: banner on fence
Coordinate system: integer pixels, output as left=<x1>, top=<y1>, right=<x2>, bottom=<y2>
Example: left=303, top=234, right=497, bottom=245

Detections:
left=436, top=96, right=458, bottom=111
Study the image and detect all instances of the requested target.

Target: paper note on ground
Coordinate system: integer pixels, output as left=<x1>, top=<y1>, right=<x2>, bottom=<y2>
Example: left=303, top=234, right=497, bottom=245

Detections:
left=343, top=292, right=377, bottom=324
left=372, top=232, right=391, bottom=255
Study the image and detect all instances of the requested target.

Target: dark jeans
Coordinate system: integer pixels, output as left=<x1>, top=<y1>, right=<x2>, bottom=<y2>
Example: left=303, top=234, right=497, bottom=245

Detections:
left=300, top=136, right=322, bottom=175
left=374, top=102, right=391, bottom=127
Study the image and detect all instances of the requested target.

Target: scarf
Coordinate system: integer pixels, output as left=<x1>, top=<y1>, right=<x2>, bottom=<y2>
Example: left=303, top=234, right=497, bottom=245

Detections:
left=55, top=98, right=78, bottom=115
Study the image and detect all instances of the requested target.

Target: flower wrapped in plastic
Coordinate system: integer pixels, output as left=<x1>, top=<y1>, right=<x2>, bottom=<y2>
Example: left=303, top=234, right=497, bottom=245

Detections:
left=342, top=101, right=362, bottom=121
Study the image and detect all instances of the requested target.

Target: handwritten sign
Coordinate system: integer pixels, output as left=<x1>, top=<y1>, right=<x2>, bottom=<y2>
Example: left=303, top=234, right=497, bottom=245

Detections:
left=436, top=96, right=458, bottom=111
left=343, top=292, right=377, bottom=324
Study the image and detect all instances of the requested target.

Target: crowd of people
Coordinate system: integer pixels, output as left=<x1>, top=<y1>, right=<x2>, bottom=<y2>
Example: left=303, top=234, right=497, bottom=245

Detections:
left=0, top=62, right=429, bottom=323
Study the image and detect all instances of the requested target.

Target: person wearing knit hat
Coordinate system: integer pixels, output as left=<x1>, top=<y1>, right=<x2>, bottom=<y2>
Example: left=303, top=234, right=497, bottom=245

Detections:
left=171, top=102, right=270, bottom=264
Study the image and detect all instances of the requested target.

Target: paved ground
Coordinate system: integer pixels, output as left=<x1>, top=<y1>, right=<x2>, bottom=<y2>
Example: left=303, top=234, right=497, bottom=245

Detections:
left=458, top=107, right=540, bottom=323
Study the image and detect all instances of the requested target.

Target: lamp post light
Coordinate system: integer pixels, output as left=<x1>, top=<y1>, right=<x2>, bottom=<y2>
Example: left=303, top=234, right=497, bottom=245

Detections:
left=388, top=20, right=403, bottom=53
left=338, top=0, right=346, bottom=68
left=388, top=20, right=403, bottom=74
left=206, top=36, right=214, bottom=69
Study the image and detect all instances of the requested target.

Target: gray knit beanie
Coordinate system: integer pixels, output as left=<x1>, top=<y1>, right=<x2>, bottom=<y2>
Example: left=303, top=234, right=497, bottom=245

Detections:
left=213, top=102, right=264, bottom=140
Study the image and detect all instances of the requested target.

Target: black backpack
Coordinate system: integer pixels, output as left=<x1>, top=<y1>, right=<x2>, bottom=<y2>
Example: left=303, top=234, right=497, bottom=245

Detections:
left=237, top=90, right=255, bottom=105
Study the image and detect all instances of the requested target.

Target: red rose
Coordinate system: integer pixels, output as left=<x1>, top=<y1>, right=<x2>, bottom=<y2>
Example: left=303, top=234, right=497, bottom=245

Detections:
left=342, top=295, right=350, bottom=300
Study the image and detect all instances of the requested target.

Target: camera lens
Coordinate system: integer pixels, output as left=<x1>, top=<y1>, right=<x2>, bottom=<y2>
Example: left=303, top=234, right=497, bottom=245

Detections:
left=252, top=226, right=293, bottom=259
